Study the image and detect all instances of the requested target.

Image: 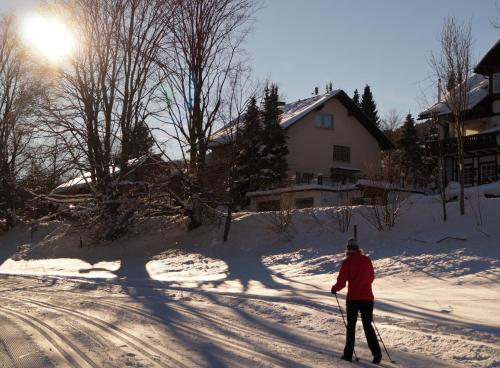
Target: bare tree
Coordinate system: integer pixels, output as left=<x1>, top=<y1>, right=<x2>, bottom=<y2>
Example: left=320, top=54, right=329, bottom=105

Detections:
left=380, top=108, right=402, bottom=185
left=41, top=0, right=172, bottom=239
left=430, top=113, right=448, bottom=222
left=0, top=13, right=43, bottom=229
left=358, top=161, right=406, bottom=231
left=491, top=2, right=500, bottom=28
left=431, top=17, right=473, bottom=216
left=159, top=0, right=258, bottom=228
left=381, top=108, right=402, bottom=141
left=220, top=66, right=262, bottom=241
left=326, top=186, right=354, bottom=233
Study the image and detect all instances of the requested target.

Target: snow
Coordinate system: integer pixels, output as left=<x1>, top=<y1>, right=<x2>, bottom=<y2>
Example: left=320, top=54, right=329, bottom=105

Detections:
left=210, top=91, right=340, bottom=146
left=247, top=183, right=358, bottom=197
left=419, top=74, right=489, bottom=119
left=0, top=194, right=499, bottom=367
left=51, top=154, right=161, bottom=195
left=446, top=180, right=500, bottom=200
left=279, top=91, right=339, bottom=129
left=51, top=172, right=92, bottom=194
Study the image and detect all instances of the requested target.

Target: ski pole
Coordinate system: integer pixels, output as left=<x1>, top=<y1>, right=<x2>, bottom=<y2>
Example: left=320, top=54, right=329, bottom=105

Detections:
left=372, top=319, right=396, bottom=363
left=334, top=293, right=359, bottom=362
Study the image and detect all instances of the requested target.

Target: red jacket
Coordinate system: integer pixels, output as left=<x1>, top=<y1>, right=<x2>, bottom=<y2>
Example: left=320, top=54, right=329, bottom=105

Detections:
left=332, top=251, right=375, bottom=300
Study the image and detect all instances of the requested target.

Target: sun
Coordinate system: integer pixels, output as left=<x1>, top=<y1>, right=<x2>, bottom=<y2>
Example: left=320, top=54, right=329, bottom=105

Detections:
left=23, top=14, right=74, bottom=63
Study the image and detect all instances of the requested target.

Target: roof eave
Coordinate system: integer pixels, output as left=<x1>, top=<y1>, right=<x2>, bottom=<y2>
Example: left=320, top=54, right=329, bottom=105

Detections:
left=334, top=90, right=395, bottom=150
left=474, top=38, right=500, bottom=76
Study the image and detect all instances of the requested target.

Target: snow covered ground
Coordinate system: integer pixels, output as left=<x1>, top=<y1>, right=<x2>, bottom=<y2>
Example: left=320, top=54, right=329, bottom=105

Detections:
left=0, top=191, right=499, bottom=367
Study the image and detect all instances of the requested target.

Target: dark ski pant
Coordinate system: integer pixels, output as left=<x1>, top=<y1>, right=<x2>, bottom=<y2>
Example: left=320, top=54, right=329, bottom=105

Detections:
left=343, top=300, right=381, bottom=360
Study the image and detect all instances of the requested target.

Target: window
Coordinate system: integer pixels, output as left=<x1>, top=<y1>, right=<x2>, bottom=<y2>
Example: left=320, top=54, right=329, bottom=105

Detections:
left=480, top=163, right=497, bottom=184
left=258, top=200, right=280, bottom=212
left=315, top=113, right=333, bottom=129
left=295, top=172, right=302, bottom=184
left=295, top=172, right=313, bottom=184
left=302, top=173, right=314, bottom=184
left=333, top=145, right=351, bottom=162
left=295, top=197, right=314, bottom=209
left=464, top=166, right=475, bottom=187
left=493, top=73, right=500, bottom=94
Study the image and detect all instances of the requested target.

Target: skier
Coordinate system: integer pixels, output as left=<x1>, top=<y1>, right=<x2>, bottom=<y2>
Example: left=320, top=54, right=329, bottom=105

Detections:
left=331, top=238, right=382, bottom=364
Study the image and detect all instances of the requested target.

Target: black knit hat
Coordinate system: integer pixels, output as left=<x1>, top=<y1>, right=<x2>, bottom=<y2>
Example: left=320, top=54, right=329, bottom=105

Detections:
left=346, top=238, right=359, bottom=251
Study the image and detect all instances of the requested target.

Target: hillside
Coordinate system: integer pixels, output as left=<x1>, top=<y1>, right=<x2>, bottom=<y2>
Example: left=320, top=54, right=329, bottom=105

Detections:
left=0, top=192, right=499, bottom=367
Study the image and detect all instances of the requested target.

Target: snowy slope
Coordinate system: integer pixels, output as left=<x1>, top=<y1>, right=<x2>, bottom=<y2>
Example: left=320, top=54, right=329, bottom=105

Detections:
left=0, top=192, right=499, bottom=367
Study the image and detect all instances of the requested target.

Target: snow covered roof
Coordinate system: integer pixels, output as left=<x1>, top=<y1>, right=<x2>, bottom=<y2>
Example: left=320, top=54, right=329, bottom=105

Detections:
left=246, top=183, right=359, bottom=197
left=474, top=38, right=500, bottom=75
left=210, top=90, right=394, bottom=149
left=279, top=91, right=339, bottom=129
left=50, top=154, right=166, bottom=195
left=51, top=172, right=93, bottom=194
left=419, top=74, right=489, bottom=119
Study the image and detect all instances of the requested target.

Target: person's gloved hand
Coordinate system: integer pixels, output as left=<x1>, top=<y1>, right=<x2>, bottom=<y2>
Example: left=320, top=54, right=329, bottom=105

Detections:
left=331, top=286, right=336, bottom=295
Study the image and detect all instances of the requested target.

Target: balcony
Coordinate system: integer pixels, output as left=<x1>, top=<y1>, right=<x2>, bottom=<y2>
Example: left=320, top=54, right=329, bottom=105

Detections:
left=429, top=131, right=500, bottom=155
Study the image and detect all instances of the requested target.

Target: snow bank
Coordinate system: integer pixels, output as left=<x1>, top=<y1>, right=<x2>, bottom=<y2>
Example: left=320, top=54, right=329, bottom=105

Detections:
left=446, top=180, right=500, bottom=200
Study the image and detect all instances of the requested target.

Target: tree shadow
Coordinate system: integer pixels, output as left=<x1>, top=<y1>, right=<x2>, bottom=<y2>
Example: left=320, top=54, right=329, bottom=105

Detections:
left=102, top=253, right=332, bottom=367
left=373, top=297, right=500, bottom=336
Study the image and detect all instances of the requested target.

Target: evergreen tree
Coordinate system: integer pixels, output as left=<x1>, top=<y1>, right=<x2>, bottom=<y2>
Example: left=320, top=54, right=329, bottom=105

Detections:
left=260, top=84, right=288, bottom=189
left=421, top=120, right=440, bottom=187
left=129, top=121, right=155, bottom=158
left=352, top=89, right=360, bottom=106
left=360, top=85, right=380, bottom=127
left=234, top=96, right=262, bottom=205
left=397, top=114, right=423, bottom=186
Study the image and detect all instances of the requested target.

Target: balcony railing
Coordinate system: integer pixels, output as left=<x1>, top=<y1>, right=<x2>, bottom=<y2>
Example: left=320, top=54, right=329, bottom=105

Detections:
left=429, top=131, right=500, bottom=154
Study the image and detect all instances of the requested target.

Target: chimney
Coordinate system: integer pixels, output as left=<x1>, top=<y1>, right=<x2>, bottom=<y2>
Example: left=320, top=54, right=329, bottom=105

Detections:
left=438, top=78, right=442, bottom=102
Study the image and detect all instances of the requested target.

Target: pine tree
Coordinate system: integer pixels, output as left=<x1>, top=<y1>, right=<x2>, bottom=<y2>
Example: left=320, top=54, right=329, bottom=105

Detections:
left=397, top=114, right=423, bottom=186
left=352, top=89, right=360, bottom=106
left=360, top=85, right=380, bottom=127
left=260, top=84, right=288, bottom=189
left=234, top=96, right=262, bottom=205
left=421, top=120, right=439, bottom=187
left=129, top=121, right=155, bottom=158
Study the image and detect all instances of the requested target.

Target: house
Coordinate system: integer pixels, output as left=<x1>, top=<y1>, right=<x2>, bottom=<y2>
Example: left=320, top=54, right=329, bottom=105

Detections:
left=419, top=38, right=500, bottom=187
left=50, top=154, right=174, bottom=196
left=210, top=89, right=394, bottom=210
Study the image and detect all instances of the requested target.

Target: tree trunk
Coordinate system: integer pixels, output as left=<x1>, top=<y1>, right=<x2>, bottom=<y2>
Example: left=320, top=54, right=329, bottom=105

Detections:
left=439, top=150, right=447, bottom=222
left=458, top=136, right=465, bottom=215
left=223, top=205, right=232, bottom=242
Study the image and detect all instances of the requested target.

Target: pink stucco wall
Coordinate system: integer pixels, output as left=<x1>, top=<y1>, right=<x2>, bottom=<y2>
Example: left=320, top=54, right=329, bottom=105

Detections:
left=285, top=98, right=382, bottom=177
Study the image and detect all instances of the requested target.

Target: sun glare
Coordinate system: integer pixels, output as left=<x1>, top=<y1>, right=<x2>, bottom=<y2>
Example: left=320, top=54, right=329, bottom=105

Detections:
left=23, top=14, right=74, bottom=63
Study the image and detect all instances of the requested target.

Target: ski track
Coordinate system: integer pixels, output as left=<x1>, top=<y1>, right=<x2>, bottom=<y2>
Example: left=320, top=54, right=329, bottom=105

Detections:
left=37, top=297, right=314, bottom=368
left=0, top=270, right=498, bottom=368
left=0, top=312, right=53, bottom=367
left=0, top=304, right=97, bottom=368
left=0, top=276, right=492, bottom=368
left=7, top=296, right=187, bottom=368
left=92, top=299, right=323, bottom=367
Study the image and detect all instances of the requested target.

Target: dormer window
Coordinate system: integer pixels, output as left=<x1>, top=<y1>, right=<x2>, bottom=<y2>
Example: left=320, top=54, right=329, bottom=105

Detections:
left=315, top=113, right=333, bottom=129
left=493, top=73, right=500, bottom=94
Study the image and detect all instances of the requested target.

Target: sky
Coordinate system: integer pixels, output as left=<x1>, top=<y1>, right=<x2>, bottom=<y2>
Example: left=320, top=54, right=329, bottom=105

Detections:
left=245, top=0, right=500, bottom=121
left=2, top=0, right=499, bottom=122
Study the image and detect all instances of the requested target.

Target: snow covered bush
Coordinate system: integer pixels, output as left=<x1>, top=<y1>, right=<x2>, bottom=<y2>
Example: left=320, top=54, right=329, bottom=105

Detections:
left=326, top=205, right=352, bottom=233
left=265, top=194, right=294, bottom=236
left=359, top=191, right=406, bottom=231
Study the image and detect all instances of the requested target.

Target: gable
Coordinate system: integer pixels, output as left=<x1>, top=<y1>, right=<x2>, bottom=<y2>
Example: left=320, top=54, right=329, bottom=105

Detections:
left=475, top=38, right=500, bottom=76
left=282, top=90, right=393, bottom=150
left=210, top=89, right=394, bottom=150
